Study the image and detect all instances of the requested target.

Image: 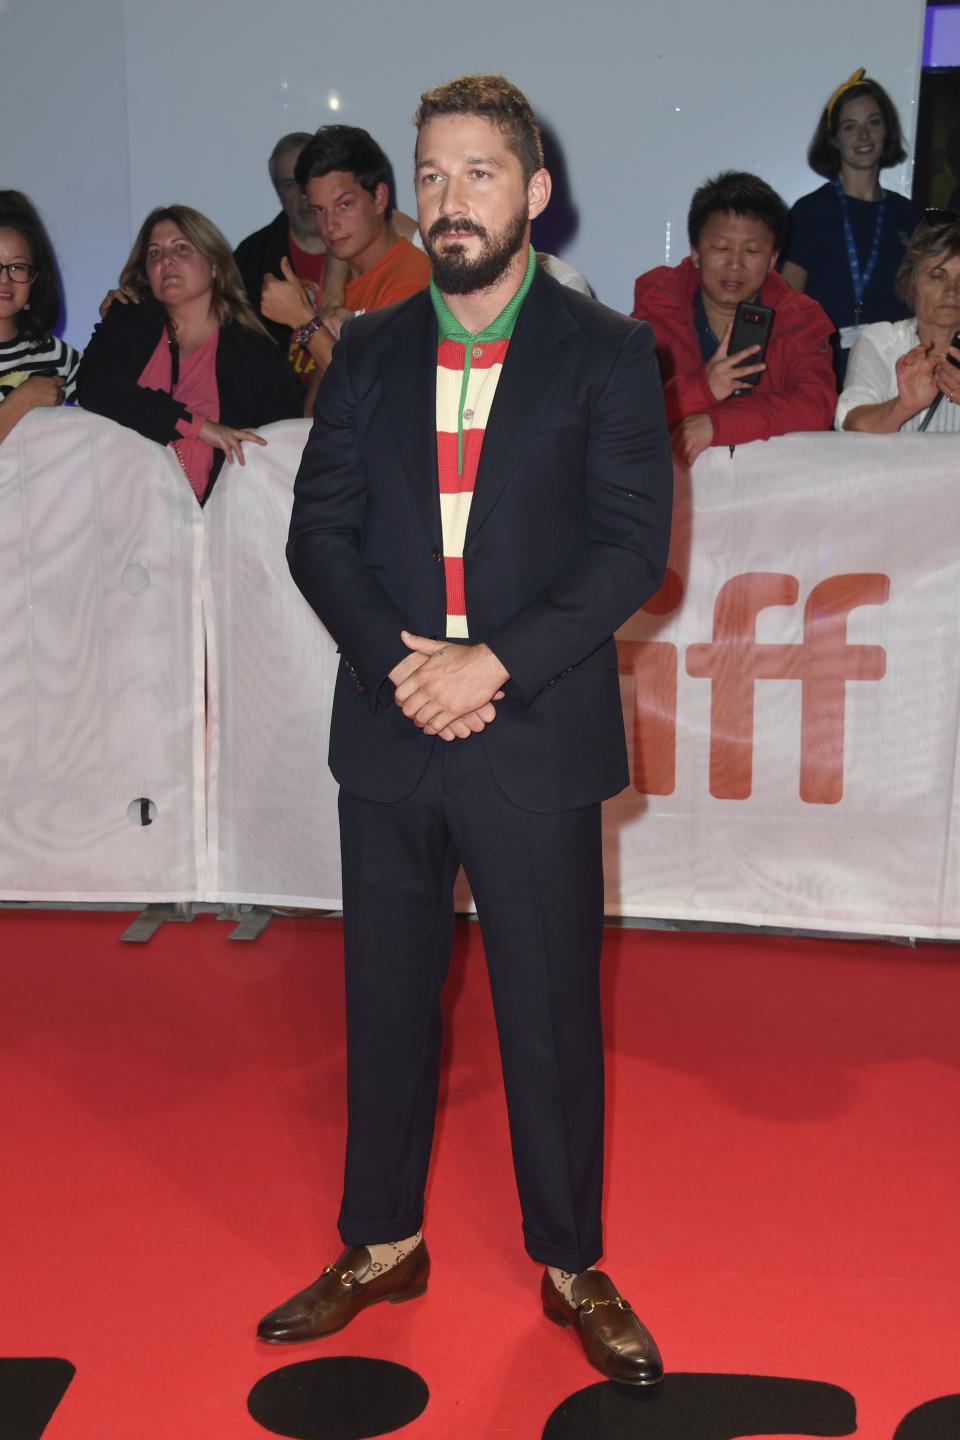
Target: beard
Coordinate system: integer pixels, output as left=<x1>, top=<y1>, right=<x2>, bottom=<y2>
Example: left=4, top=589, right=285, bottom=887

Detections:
left=424, top=206, right=529, bottom=295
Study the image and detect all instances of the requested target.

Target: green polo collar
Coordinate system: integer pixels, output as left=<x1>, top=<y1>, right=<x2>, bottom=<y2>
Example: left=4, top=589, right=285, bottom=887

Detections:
left=430, top=246, right=536, bottom=474
left=430, top=243, right=537, bottom=343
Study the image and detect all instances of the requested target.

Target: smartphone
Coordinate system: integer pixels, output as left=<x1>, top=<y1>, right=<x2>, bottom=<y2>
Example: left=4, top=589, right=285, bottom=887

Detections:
left=728, top=301, right=774, bottom=395
left=917, top=328, right=960, bottom=430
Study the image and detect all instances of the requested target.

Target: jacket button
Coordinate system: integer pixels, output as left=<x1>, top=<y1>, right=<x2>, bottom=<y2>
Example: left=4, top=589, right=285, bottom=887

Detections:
left=432, top=547, right=442, bottom=562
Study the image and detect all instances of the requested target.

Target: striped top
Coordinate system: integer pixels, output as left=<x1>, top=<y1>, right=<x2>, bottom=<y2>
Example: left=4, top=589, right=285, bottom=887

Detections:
left=431, top=246, right=536, bottom=639
left=435, top=335, right=510, bottom=637
left=0, top=333, right=80, bottom=403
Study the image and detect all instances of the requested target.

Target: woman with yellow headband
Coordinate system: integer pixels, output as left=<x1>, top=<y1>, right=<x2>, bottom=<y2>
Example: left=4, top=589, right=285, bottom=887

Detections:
left=781, top=69, right=918, bottom=381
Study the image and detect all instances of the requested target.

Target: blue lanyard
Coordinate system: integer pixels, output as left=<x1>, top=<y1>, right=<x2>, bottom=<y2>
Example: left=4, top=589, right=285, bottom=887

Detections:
left=832, top=177, right=885, bottom=323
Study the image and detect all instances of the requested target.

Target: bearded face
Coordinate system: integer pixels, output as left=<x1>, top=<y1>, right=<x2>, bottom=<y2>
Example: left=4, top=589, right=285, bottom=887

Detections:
left=423, top=206, right=529, bottom=295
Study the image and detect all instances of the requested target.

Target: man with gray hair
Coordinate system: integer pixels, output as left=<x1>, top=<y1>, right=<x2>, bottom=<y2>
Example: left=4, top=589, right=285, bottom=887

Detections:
left=234, top=132, right=331, bottom=383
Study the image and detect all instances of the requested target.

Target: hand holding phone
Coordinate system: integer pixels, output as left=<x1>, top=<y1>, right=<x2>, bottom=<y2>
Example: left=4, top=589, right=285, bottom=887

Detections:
left=705, top=305, right=772, bottom=403
left=917, top=329, right=960, bottom=429
left=727, top=301, right=774, bottom=396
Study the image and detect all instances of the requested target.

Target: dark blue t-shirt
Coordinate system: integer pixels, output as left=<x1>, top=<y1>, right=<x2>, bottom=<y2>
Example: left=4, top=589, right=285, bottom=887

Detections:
left=784, top=182, right=918, bottom=331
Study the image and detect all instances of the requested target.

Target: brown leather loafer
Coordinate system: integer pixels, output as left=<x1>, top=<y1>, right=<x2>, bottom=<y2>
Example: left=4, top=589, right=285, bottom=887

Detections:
left=541, top=1268, right=663, bottom=1386
left=257, top=1241, right=430, bottom=1343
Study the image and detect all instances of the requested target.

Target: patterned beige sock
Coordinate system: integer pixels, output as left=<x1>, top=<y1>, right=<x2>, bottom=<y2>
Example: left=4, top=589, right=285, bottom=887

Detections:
left=547, top=1264, right=597, bottom=1303
left=359, top=1232, right=422, bottom=1283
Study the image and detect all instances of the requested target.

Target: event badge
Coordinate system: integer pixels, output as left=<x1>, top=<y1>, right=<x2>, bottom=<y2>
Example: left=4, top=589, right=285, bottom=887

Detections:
left=839, top=324, right=867, bottom=351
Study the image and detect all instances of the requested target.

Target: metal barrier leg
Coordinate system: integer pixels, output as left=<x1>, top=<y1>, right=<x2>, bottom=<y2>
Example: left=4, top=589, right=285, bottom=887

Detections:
left=120, top=902, right=198, bottom=943
left=217, top=904, right=274, bottom=942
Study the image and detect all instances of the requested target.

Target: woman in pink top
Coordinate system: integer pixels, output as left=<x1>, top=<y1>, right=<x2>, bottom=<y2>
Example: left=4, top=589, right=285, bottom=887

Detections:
left=77, top=205, right=301, bottom=502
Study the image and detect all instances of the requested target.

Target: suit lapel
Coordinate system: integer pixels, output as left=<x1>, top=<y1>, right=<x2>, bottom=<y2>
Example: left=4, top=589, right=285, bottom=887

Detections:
left=377, top=293, right=441, bottom=547
left=465, top=269, right=578, bottom=544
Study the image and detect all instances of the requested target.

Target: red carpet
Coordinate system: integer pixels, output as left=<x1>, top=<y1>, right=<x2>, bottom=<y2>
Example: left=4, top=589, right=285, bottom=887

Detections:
left=2, top=910, right=959, bottom=1439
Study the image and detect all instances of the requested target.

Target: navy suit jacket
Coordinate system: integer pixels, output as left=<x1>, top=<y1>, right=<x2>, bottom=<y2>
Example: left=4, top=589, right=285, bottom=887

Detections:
left=287, top=266, right=673, bottom=813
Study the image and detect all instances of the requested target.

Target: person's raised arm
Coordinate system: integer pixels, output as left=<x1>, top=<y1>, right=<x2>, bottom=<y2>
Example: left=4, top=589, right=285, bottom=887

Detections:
left=708, top=322, right=836, bottom=447
left=840, top=335, right=937, bottom=433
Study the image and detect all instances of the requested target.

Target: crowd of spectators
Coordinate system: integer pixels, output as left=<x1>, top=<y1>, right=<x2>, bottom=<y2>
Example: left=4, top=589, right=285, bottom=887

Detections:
left=2, top=67, right=959, bottom=493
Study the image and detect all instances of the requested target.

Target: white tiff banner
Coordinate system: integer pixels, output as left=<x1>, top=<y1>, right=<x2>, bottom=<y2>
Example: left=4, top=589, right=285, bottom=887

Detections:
left=1, top=410, right=958, bottom=937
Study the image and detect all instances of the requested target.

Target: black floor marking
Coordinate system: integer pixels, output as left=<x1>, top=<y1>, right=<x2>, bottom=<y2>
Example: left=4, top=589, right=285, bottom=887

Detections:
left=0, top=1358, right=76, bottom=1440
left=542, top=1371, right=856, bottom=1439
left=247, top=1356, right=429, bottom=1439
left=894, top=1394, right=960, bottom=1440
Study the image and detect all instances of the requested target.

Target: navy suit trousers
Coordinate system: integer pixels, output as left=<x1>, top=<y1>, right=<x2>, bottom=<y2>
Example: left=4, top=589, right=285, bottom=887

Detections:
left=336, top=734, right=605, bottom=1273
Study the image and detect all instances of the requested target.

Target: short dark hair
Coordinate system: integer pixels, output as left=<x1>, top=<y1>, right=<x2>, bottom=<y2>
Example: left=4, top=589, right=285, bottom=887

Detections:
left=896, top=215, right=960, bottom=309
left=807, top=78, right=907, bottom=179
left=294, top=126, right=392, bottom=218
left=0, top=189, right=61, bottom=340
left=268, top=131, right=314, bottom=188
left=687, top=171, right=788, bottom=251
left=414, top=73, right=544, bottom=184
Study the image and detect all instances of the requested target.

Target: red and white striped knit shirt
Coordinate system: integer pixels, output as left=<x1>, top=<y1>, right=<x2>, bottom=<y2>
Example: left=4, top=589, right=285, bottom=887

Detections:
left=430, top=245, right=537, bottom=638
left=435, top=336, right=510, bottom=637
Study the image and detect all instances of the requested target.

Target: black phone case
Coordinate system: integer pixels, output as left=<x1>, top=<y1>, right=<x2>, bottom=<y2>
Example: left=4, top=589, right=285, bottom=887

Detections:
left=728, top=301, right=774, bottom=394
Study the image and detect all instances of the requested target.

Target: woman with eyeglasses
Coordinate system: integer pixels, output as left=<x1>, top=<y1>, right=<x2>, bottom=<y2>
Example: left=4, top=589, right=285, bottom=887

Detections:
left=0, top=191, right=79, bottom=446
left=836, top=214, right=960, bottom=433
left=77, top=204, right=302, bottom=504
left=781, top=70, right=918, bottom=381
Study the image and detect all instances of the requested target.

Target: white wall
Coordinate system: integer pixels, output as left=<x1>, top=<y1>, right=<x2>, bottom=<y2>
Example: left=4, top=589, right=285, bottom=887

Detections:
left=4, top=0, right=927, bottom=351
left=3, top=0, right=133, bottom=352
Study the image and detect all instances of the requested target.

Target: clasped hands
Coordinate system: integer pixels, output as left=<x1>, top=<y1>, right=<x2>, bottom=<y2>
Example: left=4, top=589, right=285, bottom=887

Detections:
left=389, top=631, right=509, bottom=741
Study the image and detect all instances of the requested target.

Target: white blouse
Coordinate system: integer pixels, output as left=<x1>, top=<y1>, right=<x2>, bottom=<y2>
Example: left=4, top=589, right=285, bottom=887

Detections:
left=835, top=318, right=960, bottom=434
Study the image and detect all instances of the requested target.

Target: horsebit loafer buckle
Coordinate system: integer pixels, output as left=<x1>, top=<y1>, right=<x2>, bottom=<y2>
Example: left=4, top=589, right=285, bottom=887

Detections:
left=321, top=1264, right=357, bottom=1286
left=579, top=1295, right=630, bottom=1316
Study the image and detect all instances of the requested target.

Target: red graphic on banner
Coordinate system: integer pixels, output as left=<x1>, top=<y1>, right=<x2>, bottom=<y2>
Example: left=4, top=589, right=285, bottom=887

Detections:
left=622, top=640, right=679, bottom=795
left=620, top=571, right=889, bottom=804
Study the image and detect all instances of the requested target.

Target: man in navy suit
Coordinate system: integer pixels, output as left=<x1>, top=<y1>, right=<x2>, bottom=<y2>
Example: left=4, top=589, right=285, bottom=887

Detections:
left=258, top=74, right=673, bottom=1385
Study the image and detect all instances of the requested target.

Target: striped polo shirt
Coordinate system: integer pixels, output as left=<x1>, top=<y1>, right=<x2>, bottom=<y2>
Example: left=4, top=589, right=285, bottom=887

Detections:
left=430, top=246, right=536, bottom=638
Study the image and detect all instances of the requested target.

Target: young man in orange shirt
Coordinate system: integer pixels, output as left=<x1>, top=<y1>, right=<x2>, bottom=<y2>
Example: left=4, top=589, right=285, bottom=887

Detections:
left=260, top=125, right=430, bottom=391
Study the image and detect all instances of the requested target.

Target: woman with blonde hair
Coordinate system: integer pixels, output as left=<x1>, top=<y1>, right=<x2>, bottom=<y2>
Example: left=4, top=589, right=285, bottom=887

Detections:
left=77, top=204, right=301, bottom=502
left=836, top=212, right=960, bottom=432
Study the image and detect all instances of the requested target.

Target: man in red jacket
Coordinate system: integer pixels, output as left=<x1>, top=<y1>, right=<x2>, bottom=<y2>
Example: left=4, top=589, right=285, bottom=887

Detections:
left=632, top=171, right=836, bottom=465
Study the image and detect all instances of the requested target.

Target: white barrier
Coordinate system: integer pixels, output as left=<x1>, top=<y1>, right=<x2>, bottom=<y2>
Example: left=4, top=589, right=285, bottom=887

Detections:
left=0, top=409, right=205, bottom=902
left=1, top=410, right=958, bottom=937
left=203, top=423, right=341, bottom=908
left=608, top=433, right=960, bottom=938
